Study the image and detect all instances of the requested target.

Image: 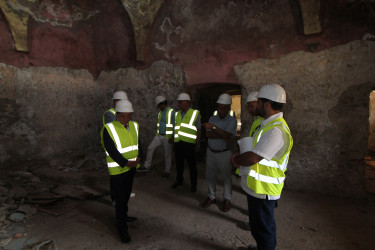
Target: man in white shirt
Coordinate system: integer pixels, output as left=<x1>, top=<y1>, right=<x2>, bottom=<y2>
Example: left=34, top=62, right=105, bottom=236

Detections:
left=231, top=84, right=293, bottom=250
left=202, top=93, right=237, bottom=212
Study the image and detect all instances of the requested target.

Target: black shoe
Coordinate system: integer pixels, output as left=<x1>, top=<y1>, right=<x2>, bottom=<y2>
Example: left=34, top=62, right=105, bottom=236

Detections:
left=136, top=167, right=149, bottom=173
left=126, top=216, right=137, bottom=222
left=201, top=197, right=216, bottom=208
left=190, top=186, right=197, bottom=193
left=222, top=199, right=231, bottom=212
left=172, top=182, right=182, bottom=188
left=118, top=229, right=131, bottom=243
left=248, top=244, right=257, bottom=250
left=162, top=172, right=170, bottom=179
left=237, top=221, right=251, bottom=231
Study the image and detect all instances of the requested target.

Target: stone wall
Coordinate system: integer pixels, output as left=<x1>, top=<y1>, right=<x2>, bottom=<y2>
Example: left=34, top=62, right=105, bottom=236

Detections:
left=235, top=40, right=375, bottom=196
left=0, top=60, right=186, bottom=170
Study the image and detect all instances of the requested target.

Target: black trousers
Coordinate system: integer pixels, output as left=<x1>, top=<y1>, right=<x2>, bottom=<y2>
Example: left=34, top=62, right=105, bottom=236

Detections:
left=174, top=141, right=197, bottom=187
left=247, top=194, right=277, bottom=250
left=110, top=168, right=136, bottom=231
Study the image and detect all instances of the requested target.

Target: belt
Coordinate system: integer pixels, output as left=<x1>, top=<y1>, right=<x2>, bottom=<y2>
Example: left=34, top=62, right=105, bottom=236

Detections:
left=208, top=146, right=229, bottom=153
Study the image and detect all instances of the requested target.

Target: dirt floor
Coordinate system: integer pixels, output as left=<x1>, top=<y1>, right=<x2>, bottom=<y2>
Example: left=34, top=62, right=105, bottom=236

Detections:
left=2, top=161, right=375, bottom=250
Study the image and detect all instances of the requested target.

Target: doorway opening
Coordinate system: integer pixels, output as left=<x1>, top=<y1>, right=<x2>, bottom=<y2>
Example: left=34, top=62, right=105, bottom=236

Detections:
left=191, top=83, right=242, bottom=131
left=191, top=83, right=242, bottom=162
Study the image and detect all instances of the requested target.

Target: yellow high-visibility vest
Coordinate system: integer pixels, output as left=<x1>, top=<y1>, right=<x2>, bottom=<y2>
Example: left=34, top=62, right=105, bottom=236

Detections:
left=156, top=107, right=174, bottom=139
left=102, top=108, right=116, bottom=125
left=246, top=117, right=293, bottom=196
left=174, top=108, right=199, bottom=144
left=100, top=120, right=140, bottom=175
left=249, top=116, right=263, bottom=137
left=213, top=110, right=235, bottom=116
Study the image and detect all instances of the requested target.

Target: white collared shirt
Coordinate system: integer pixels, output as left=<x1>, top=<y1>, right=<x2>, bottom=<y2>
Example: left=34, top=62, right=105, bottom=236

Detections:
left=241, top=112, right=290, bottom=200
left=251, top=112, right=287, bottom=161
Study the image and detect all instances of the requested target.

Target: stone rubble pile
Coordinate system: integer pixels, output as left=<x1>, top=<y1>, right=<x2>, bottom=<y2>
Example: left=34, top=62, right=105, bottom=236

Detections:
left=0, top=148, right=108, bottom=250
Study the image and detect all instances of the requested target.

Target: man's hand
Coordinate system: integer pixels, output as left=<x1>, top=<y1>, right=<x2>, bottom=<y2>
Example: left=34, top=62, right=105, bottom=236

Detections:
left=127, top=157, right=140, bottom=168
left=231, top=152, right=240, bottom=168
left=202, top=123, right=214, bottom=130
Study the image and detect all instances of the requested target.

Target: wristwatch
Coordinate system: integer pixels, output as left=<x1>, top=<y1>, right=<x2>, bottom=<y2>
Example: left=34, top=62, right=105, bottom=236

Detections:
left=212, top=126, right=217, bottom=130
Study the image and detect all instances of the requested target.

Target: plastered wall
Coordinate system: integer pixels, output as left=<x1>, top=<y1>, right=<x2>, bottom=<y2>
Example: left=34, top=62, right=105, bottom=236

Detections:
left=0, top=60, right=186, bottom=169
left=235, top=40, right=375, bottom=196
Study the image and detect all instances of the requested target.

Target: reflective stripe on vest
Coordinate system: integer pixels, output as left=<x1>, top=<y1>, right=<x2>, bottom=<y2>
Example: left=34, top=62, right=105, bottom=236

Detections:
left=102, top=108, right=116, bottom=125
left=213, top=110, right=235, bottom=116
left=174, top=109, right=199, bottom=143
left=102, top=121, right=140, bottom=175
left=246, top=117, right=293, bottom=196
left=107, top=123, right=139, bottom=154
left=236, top=116, right=264, bottom=175
left=249, top=117, right=263, bottom=137
left=156, top=107, right=174, bottom=139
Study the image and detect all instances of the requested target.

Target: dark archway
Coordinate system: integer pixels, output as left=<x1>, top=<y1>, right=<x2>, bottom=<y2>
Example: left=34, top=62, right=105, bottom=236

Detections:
left=191, top=83, right=241, bottom=123
left=190, top=83, right=242, bottom=162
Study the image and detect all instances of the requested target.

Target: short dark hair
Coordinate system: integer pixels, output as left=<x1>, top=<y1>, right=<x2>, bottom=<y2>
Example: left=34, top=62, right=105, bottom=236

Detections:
left=259, top=98, right=283, bottom=111
left=159, top=100, right=168, bottom=106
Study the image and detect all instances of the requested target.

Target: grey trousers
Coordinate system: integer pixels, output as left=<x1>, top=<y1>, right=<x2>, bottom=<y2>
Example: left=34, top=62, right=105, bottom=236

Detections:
left=144, top=135, right=172, bottom=173
left=205, top=148, right=232, bottom=200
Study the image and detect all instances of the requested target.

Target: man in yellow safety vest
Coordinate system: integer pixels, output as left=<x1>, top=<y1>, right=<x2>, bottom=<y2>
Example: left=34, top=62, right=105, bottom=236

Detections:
left=100, top=100, right=142, bottom=244
left=231, top=84, right=293, bottom=250
left=103, top=91, right=135, bottom=202
left=171, top=93, right=201, bottom=193
left=103, top=91, right=128, bottom=125
left=137, top=95, right=175, bottom=179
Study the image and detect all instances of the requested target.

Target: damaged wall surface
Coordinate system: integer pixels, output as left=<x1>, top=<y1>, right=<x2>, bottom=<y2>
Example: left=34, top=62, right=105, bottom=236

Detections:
left=1, top=1, right=374, bottom=84
left=0, top=0, right=375, bottom=198
left=0, top=0, right=136, bottom=77
left=0, top=60, right=186, bottom=170
left=235, top=40, right=375, bottom=196
left=147, top=0, right=375, bottom=85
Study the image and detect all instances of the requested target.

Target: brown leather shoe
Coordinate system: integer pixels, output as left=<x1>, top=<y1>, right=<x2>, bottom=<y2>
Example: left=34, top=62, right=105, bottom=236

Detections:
left=201, top=197, right=216, bottom=208
left=223, top=199, right=231, bottom=212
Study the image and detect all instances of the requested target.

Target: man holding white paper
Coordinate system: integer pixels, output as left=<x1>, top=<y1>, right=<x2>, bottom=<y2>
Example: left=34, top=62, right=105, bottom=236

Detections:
left=231, top=84, right=293, bottom=250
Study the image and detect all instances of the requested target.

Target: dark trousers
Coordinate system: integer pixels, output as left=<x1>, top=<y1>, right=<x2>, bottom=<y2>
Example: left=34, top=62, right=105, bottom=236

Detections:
left=110, top=178, right=115, bottom=201
left=110, top=168, right=136, bottom=231
left=175, top=141, right=197, bottom=187
left=247, top=194, right=277, bottom=250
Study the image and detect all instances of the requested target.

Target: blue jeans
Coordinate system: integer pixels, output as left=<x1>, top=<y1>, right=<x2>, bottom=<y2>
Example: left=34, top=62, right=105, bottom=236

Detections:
left=247, top=194, right=277, bottom=250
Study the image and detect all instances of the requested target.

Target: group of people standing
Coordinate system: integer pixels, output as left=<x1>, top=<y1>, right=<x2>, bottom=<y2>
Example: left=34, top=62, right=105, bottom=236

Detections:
left=100, top=84, right=293, bottom=250
left=138, top=92, right=202, bottom=193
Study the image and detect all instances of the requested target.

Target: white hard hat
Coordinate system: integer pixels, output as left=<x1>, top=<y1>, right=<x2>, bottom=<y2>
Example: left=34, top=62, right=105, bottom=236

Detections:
left=257, top=84, right=286, bottom=103
left=246, top=91, right=258, bottom=103
left=177, top=93, right=191, bottom=101
left=217, top=93, right=232, bottom=105
left=155, top=95, right=166, bottom=106
left=115, top=100, right=134, bottom=112
left=112, top=91, right=128, bottom=100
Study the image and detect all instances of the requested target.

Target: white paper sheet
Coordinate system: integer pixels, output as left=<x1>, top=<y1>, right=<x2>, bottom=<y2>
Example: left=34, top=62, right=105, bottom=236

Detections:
left=237, top=137, right=254, bottom=176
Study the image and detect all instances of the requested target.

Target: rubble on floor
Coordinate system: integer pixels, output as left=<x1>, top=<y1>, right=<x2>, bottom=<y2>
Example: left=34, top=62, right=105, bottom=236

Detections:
left=0, top=149, right=107, bottom=250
